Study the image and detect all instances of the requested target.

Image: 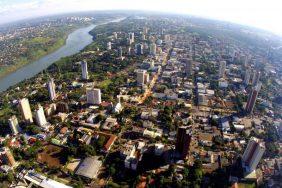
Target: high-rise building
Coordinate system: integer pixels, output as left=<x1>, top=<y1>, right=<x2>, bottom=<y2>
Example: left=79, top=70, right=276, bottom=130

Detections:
left=143, top=27, right=148, bottom=35
left=243, top=55, right=250, bottom=67
left=175, top=126, right=192, bottom=159
left=242, top=137, right=265, bottom=172
left=18, top=98, right=33, bottom=124
left=129, top=32, right=134, bottom=44
left=136, top=43, right=143, bottom=55
left=8, top=115, right=21, bottom=135
left=0, top=147, right=16, bottom=167
left=81, top=61, right=88, bottom=80
left=35, top=105, right=48, bottom=127
left=141, top=33, right=146, bottom=40
left=45, top=103, right=57, bottom=117
left=144, top=73, right=150, bottom=84
left=182, top=58, right=192, bottom=76
left=86, top=88, right=102, bottom=105
left=218, top=61, right=226, bottom=78
left=245, top=83, right=262, bottom=114
left=118, top=47, right=123, bottom=58
left=136, top=70, right=146, bottom=85
left=244, top=69, right=251, bottom=85
left=107, top=42, right=112, bottom=50
left=149, top=60, right=155, bottom=69
left=57, top=102, right=69, bottom=113
left=47, top=78, right=56, bottom=101
left=128, top=47, right=132, bottom=56
left=230, top=49, right=236, bottom=62
left=252, top=70, right=261, bottom=86
left=113, top=32, right=117, bottom=40
left=149, top=43, right=157, bottom=56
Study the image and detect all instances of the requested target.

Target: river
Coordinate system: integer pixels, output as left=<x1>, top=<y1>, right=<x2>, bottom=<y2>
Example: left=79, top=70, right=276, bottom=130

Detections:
left=0, top=18, right=124, bottom=92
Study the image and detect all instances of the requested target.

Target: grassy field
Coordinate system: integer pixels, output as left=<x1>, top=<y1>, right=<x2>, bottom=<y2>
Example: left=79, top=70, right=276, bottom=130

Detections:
left=98, top=79, right=112, bottom=88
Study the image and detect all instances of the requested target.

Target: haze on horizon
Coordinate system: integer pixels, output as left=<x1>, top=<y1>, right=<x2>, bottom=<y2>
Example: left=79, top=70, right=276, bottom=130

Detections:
left=0, top=0, right=282, bottom=36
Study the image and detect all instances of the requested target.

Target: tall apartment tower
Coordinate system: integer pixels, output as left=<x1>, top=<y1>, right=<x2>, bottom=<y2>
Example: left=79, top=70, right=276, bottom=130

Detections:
left=175, top=126, right=192, bottom=159
left=47, top=78, right=56, bottom=101
left=81, top=61, right=88, bottom=80
left=243, top=55, right=250, bottom=67
left=218, top=60, right=226, bottom=78
left=86, top=88, right=102, bottom=105
left=8, top=115, right=21, bottom=135
left=57, top=102, right=69, bottom=113
left=18, top=98, right=33, bottom=124
left=113, top=32, right=118, bottom=40
left=244, top=69, right=251, bottom=85
left=136, top=43, right=143, bottom=55
left=35, top=105, right=48, bottom=127
left=118, top=47, right=123, bottom=58
left=182, top=58, right=192, bottom=76
left=245, top=83, right=262, bottom=114
left=129, top=32, right=134, bottom=44
left=0, top=147, right=16, bottom=167
left=107, top=42, right=112, bottom=50
left=136, top=70, right=146, bottom=85
left=242, top=137, right=265, bottom=172
left=143, top=27, right=148, bottom=35
left=149, top=43, right=157, bottom=56
left=252, top=70, right=261, bottom=86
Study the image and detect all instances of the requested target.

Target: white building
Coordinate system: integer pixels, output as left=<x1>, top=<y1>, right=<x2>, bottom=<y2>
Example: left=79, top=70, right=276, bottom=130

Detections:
left=242, top=137, right=265, bottom=172
left=86, top=88, right=101, bottom=105
left=8, top=115, right=21, bottom=135
left=107, top=42, right=112, bottom=50
left=21, top=170, right=72, bottom=188
left=47, top=78, right=56, bottom=101
left=113, top=97, right=123, bottom=113
left=18, top=98, right=33, bottom=123
left=35, top=105, right=48, bottom=127
left=81, top=61, right=88, bottom=80
left=218, top=60, right=226, bottom=78
left=113, top=32, right=117, bottom=39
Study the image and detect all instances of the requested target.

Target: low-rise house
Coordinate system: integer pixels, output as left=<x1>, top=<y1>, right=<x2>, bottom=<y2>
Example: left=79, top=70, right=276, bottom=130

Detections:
left=102, top=117, right=118, bottom=130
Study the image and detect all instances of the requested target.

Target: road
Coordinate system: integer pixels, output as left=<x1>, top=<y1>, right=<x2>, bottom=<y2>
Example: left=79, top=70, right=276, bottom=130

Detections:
left=137, top=53, right=169, bottom=104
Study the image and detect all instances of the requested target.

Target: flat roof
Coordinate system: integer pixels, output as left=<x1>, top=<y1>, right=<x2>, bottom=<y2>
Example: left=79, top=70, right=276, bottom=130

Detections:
left=75, top=156, right=102, bottom=179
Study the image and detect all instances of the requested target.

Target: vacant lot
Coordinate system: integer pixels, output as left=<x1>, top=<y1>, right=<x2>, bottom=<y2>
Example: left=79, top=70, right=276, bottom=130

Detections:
left=37, top=144, right=67, bottom=168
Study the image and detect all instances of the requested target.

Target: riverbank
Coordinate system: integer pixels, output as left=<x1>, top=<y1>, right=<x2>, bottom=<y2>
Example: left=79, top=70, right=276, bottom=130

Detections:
left=0, top=18, right=125, bottom=92
left=0, top=24, right=88, bottom=79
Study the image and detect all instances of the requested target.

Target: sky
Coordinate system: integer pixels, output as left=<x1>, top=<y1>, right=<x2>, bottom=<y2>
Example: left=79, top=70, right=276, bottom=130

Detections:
left=0, top=0, right=282, bottom=36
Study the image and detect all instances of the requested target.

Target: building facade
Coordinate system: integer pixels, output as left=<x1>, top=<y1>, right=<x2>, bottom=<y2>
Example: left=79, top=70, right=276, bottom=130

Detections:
left=242, top=137, right=265, bottom=172
left=18, top=98, right=33, bottom=124
left=47, top=78, right=56, bottom=101
left=86, top=88, right=102, bottom=105
left=8, top=115, right=21, bottom=135
left=176, top=126, right=192, bottom=159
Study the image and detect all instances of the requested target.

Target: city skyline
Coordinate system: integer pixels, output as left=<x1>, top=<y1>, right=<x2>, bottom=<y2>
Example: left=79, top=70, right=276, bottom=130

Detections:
left=0, top=0, right=282, bottom=36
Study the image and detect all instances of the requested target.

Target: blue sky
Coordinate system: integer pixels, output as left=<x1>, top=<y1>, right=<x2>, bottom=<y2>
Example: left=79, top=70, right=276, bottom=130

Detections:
left=0, top=0, right=282, bottom=36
